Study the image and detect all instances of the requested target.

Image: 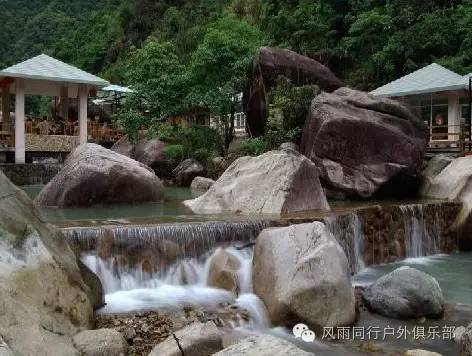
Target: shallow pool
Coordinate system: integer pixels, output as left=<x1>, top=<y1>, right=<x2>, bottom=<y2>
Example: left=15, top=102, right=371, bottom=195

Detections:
left=353, top=252, right=472, bottom=305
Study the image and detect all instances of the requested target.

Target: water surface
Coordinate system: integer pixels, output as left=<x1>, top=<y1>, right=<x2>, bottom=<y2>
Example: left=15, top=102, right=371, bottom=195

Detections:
left=353, top=252, right=472, bottom=305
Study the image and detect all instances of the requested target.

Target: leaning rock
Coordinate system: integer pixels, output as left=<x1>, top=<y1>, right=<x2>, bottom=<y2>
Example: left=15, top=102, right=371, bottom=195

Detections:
left=422, top=156, right=472, bottom=250
left=214, top=335, right=313, bottom=356
left=208, top=248, right=241, bottom=294
left=184, top=150, right=329, bottom=215
left=112, top=134, right=174, bottom=178
left=300, top=87, right=427, bottom=198
left=0, top=171, right=94, bottom=356
left=35, top=143, right=164, bottom=207
left=148, top=321, right=224, bottom=356
left=253, top=222, right=355, bottom=328
left=244, top=46, right=343, bottom=137
left=190, top=176, right=215, bottom=192
left=174, top=159, right=205, bottom=187
left=461, top=323, right=472, bottom=356
left=72, top=328, right=128, bottom=356
left=362, top=266, right=444, bottom=319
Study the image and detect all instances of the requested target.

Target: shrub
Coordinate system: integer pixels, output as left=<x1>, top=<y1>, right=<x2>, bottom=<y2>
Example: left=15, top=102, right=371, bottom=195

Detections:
left=193, top=148, right=211, bottom=164
left=116, top=109, right=147, bottom=141
left=151, top=123, right=224, bottom=162
left=164, top=144, right=185, bottom=162
left=264, top=128, right=301, bottom=150
left=268, top=76, right=319, bottom=131
left=239, top=137, right=268, bottom=155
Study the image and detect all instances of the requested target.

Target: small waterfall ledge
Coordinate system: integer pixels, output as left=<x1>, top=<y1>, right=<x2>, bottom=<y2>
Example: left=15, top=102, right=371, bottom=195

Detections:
left=62, top=201, right=461, bottom=275
left=324, top=201, right=461, bottom=273
left=63, top=220, right=274, bottom=274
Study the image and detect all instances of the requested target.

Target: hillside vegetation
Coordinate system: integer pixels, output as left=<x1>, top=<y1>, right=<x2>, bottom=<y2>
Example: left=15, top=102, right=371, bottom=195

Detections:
left=2, top=0, right=472, bottom=156
left=2, top=0, right=471, bottom=89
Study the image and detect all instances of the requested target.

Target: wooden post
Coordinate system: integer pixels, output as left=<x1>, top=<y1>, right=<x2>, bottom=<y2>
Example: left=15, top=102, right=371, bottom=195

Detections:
left=60, top=85, right=69, bottom=121
left=15, top=79, right=25, bottom=164
left=1, top=84, right=10, bottom=123
left=78, top=85, right=88, bottom=144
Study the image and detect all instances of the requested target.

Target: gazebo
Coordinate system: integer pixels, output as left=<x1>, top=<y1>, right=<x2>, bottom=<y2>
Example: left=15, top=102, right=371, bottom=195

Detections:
left=370, top=63, right=472, bottom=146
left=0, top=54, right=109, bottom=163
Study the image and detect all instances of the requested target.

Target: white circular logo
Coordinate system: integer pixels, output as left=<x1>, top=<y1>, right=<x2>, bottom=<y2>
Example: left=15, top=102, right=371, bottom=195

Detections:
left=292, top=323, right=309, bottom=338
left=301, top=329, right=316, bottom=342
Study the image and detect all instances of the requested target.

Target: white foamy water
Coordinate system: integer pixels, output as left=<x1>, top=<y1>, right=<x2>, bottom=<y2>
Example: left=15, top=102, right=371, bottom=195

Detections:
left=82, top=246, right=269, bottom=327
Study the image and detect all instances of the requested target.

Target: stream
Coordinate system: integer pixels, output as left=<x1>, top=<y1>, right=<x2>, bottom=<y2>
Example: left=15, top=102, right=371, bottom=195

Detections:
left=21, top=184, right=472, bottom=355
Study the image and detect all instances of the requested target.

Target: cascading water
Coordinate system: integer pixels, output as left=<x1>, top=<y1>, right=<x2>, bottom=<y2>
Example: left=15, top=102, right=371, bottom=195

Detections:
left=324, top=212, right=366, bottom=273
left=82, top=245, right=270, bottom=328
left=399, top=204, right=441, bottom=258
left=325, top=202, right=456, bottom=272
left=64, top=220, right=272, bottom=258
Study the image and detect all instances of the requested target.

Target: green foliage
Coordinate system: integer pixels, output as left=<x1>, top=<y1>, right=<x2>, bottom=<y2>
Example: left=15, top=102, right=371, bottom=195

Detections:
left=2, top=0, right=472, bottom=93
left=239, top=137, right=267, bottom=156
left=260, top=0, right=339, bottom=63
left=3, top=0, right=472, bottom=154
left=264, top=128, right=301, bottom=149
left=163, top=144, right=185, bottom=163
left=126, top=40, right=190, bottom=120
left=116, top=109, right=147, bottom=141
left=186, top=15, right=263, bottom=148
left=152, top=123, right=223, bottom=162
left=238, top=127, right=300, bottom=156
left=268, top=76, right=319, bottom=131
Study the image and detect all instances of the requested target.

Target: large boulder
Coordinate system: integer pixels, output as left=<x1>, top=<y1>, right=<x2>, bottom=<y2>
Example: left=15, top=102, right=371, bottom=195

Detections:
left=174, top=158, right=205, bottom=187
left=253, top=222, right=356, bottom=329
left=148, top=321, right=224, bottom=356
left=362, top=266, right=444, bottom=319
left=244, top=46, right=343, bottom=137
left=184, top=150, right=329, bottom=215
left=208, top=248, right=241, bottom=294
left=300, top=87, right=428, bottom=198
left=214, top=335, right=313, bottom=356
left=422, top=156, right=472, bottom=250
left=35, top=143, right=165, bottom=207
left=72, top=328, right=128, bottom=356
left=111, top=134, right=174, bottom=178
left=0, top=171, right=94, bottom=355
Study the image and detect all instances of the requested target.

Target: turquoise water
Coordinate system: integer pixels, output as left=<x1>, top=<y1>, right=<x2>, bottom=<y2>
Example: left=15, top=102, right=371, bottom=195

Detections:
left=353, top=252, right=472, bottom=305
left=22, top=185, right=205, bottom=227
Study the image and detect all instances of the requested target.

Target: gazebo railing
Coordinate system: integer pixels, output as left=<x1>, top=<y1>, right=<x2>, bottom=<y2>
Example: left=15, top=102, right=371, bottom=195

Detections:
left=428, top=124, right=472, bottom=155
left=0, top=119, right=124, bottom=149
left=0, top=122, right=13, bottom=148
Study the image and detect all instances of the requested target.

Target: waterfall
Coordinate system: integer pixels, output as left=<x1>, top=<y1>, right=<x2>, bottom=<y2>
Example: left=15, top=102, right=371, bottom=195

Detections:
left=399, top=204, right=441, bottom=258
left=83, top=245, right=269, bottom=328
left=324, top=202, right=456, bottom=272
left=324, top=213, right=366, bottom=273
left=63, top=220, right=272, bottom=258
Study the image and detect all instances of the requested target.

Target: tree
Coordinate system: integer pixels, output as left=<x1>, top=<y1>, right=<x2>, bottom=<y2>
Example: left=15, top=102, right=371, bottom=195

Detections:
left=186, top=15, right=262, bottom=149
left=125, top=39, right=190, bottom=121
